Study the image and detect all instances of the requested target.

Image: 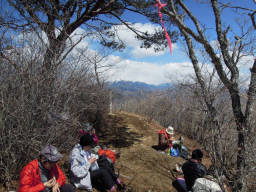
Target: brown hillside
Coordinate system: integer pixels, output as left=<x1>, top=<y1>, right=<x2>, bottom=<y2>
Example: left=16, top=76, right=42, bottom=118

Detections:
left=1, top=111, right=211, bottom=192
left=96, top=111, right=211, bottom=192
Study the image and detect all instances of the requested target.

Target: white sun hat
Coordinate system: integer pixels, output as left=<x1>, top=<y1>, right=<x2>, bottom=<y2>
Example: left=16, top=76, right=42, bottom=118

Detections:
left=166, top=126, right=174, bottom=135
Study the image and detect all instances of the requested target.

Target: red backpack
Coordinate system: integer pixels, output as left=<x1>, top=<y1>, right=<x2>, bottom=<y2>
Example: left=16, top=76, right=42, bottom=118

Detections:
left=98, top=148, right=117, bottom=164
left=158, top=129, right=172, bottom=148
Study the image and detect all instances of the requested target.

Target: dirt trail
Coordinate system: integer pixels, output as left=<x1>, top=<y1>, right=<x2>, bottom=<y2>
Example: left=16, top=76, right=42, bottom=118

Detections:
left=1, top=111, right=211, bottom=192
left=97, top=111, right=211, bottom=192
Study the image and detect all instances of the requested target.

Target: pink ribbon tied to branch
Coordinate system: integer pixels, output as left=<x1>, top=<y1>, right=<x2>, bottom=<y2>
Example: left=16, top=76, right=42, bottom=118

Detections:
left=154, top=0, right=172, bottom=54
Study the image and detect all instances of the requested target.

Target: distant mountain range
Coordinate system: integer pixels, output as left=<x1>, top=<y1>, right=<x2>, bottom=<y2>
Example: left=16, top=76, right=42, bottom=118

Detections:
left=109, top=81, right=172, bottom=92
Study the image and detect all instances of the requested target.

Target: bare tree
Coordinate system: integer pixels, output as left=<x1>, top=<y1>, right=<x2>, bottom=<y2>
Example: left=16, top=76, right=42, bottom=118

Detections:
left=0, top=27, right=111, bottom=187
left=6, top=1, right=116, bottom=74
left=5, top=0, right=162, bottom=81
left=218, top=1, right=256, bottom=29
left=127, top=0, right=256, bottom=190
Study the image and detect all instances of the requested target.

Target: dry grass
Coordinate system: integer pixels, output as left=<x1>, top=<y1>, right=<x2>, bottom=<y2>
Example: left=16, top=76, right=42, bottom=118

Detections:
left=96, top=111, right=211, bottom=192
left=1, top=111, right=211, bottom=192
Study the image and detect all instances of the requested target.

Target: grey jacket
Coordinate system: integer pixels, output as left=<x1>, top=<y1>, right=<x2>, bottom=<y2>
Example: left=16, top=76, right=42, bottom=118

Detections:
left=192, top=178, right=222, bottom=192
left=69, top=144, right=92, bottom=191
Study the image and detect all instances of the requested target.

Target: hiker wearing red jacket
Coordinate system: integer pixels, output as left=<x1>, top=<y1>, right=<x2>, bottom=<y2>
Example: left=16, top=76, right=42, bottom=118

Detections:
left=19, top=145, right=74, bottom=192
left=158, top=125, right=175, bottom=150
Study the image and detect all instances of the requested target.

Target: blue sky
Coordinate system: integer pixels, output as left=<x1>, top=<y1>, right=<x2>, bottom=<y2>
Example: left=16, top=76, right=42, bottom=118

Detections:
left=101, top=0, right=255, bottom=85
left=2, top=0, right=255, bottom=85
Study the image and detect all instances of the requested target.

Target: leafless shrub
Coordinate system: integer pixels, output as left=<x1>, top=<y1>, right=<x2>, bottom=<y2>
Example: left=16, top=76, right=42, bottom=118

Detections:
left=113, top=82, right=256, bottom=191
left=0, top=32, right=110, bottom=187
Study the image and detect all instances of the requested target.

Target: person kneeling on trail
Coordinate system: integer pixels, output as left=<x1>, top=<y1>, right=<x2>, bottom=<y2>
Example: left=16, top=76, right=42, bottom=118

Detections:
left=69, top=134, right=122, bottom=192
left=19, top=145, right=74, bottom=192
left=182, top=149, right=207, bottom=191
left=158, top=125, right=175, bottom=151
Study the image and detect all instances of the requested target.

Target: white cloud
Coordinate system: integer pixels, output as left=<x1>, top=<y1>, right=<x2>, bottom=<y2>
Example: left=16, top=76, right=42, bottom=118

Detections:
left=237, top=55, right=254, bottom=69
left=238, top=55, right=255, bottom=87
left=111, top=23, right=177, bottom=58
left=104, top=56, right=195, bottom=85
left=57, top=27, right=255, bottom=87
left=130, top=46, right=164, bottom=58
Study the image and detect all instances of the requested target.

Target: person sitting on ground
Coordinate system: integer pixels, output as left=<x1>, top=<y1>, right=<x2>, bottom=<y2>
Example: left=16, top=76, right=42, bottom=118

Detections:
left=79, top=122, right=119, bottom=164
left=69, top=134, right=122, bottom=192
left=182, top=149, right=207, bottom=191
left=169, top=136, right=189, bottom=159
left=78, top=124, right=124, bottom=190
left=19, top=145, right=74, bottom=192
left=158, top=125, right=175, bottom=151
left=172, top=136, right=184, bottom=150
left=79, top=122, right=99, bottom=144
